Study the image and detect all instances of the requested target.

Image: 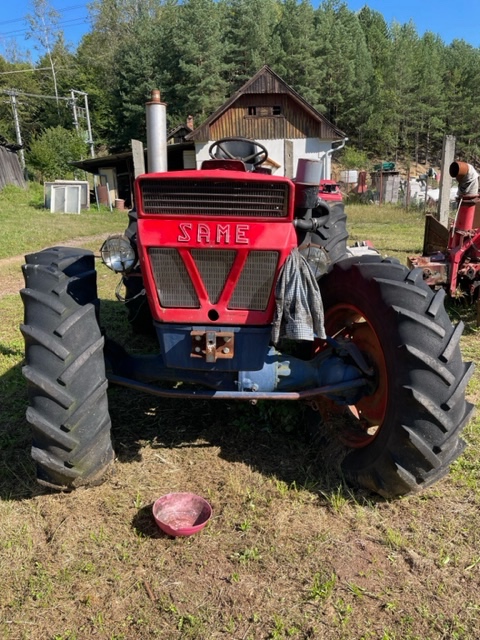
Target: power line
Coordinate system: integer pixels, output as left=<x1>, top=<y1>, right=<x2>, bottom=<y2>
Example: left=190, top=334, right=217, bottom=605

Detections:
left=0, top=66, right=72, bottom=75
left=0, top=17, right=89, bottom=38
left=5, top=86, right=96, bottom=162
left=1, top=88, right=71, bottom=101
left=0, top=5, right=87, bottom=27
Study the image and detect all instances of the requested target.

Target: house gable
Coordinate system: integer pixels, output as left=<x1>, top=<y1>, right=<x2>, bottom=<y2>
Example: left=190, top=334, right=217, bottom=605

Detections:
left=186, top=65, right=345, bottom=143
left=167, top=124, right=193, bottom=145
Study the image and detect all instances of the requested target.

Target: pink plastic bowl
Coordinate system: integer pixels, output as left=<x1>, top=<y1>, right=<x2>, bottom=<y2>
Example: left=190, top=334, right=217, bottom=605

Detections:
left=152, top=492, right=212, bottom=537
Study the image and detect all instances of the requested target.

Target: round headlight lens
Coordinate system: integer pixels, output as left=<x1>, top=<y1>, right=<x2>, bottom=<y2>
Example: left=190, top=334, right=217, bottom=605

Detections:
left=298, top=244, right=329, bottom=278
left=100, top=235, right=136, bottom=273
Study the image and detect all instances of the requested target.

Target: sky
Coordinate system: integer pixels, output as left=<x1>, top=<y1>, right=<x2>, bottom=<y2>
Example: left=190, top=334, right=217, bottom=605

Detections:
left=0, top=0, right=479, bottom=61
left=0, top=1, right=90, bottom=60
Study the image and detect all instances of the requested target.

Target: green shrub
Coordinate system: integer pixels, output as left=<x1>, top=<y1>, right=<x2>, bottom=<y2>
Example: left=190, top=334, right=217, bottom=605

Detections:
left=341, top=146, right=369, bottom=170
left=27, top=126, right=88, bottom=181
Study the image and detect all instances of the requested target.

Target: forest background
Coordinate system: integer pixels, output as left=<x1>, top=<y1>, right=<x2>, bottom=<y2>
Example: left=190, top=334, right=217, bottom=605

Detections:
left=1, top=0, right=479, bottom=179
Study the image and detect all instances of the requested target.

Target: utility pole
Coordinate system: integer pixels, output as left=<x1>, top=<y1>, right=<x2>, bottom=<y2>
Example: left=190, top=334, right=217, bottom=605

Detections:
left=70, top=89, right=79, bottom=133
left=71, top=90, right=95, bottom=158
left=2, top=87, right=95, bottom=162
left=83, top=92, right=94, bottom=159
left=7, top=90, right=25, bottom=170
left=438, top=135, right=456, bottom=227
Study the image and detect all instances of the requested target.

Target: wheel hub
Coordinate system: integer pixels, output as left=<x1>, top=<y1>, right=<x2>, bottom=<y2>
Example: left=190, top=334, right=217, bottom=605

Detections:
left=324, top=304, right=388, bottom=448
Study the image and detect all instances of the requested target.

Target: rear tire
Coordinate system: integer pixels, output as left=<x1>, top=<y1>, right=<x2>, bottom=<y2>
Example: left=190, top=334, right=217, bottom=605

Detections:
left=20, top=248, right=114, bottom=490
left=318, top=256, right=475, bottom=497
left=315, top=203, right=349, bottom=265
left=298, top=203, right=349, bottom=276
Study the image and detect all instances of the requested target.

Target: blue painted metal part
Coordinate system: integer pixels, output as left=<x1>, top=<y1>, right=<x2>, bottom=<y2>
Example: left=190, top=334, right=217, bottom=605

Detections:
left=238, top=347, right=363, bottom=395
left=107, top=372, right=368, bottom=402
left=156, top=323, right=271, bottom=371
left=106, top=339, right=371, bottom=405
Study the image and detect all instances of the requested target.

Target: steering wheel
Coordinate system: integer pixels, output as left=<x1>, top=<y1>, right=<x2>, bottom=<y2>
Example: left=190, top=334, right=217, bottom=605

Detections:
left=208, top=137, right=269, bottom=167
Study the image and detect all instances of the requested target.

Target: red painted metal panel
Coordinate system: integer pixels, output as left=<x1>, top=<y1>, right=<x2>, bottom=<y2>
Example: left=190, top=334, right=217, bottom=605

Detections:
left=135, top=169, right=297, bottom=325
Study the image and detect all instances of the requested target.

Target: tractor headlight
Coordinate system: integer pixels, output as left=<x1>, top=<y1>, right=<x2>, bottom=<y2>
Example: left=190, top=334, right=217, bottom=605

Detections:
left=100, top=235, right=136, bottom=273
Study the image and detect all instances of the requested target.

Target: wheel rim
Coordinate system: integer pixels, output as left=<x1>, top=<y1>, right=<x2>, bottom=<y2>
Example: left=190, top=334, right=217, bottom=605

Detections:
left=324, top=303, right=388, bottom=448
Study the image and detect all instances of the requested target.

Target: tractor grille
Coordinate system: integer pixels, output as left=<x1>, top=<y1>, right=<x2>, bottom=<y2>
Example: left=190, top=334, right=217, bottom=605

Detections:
left=191, top=249, right=236, bottom=304
left=141, top=179, right=289, bottom=217
left=229, top=251, right=278, bottom=309
left=148, top=248, right=279, bottom=310
left=149, top=248, right=199, bottom=307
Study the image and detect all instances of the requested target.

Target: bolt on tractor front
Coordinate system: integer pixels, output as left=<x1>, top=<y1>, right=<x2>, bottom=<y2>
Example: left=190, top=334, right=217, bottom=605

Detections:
left=19, top=93, right=475, bottom=499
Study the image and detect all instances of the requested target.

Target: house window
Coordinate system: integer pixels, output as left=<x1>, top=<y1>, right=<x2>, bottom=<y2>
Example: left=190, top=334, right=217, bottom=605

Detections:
left=247, top=105, right=282, bottom=116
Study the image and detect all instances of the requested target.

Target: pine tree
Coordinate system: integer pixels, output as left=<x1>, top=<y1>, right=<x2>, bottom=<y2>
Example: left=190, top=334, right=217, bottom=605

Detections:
left=79, top=0, right=178, bottom=148
left=410, top=32, right=447, bottom=166
left=170, top=0, right=231, bottom=122
left=224, top=0, right=279, bottom=90
left=272, top=0, right=325, bottom=109
left=357, top=6, right=397, bottom=155
left=113, top=21, right=170, bottom=148
left=314, top=1, right=374, bottom=144
left=443, top=39, right=480, bottom=162
left=381, top=21, right=420, bottom=161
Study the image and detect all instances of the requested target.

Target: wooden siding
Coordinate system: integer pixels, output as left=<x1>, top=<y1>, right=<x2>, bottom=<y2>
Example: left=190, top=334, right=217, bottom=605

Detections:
left=0, top=146, right=25, bottom=189
left=187, top=66, right=346, bottom=143
left=209, top=95, right=334, bottom=141
left=244, top=74, right=289, bottom=95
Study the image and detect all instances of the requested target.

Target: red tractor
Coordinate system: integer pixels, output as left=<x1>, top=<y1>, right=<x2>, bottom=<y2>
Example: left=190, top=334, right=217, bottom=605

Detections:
left=319, top=178, right=342, bottom=202
left=409, top=161, right=480, bottom=308
left=20, top=103, right=475, bottom=498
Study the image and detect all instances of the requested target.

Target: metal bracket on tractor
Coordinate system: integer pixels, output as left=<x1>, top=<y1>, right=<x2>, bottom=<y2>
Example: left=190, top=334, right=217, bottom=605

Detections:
left=191, top=330, right=234, bottom=362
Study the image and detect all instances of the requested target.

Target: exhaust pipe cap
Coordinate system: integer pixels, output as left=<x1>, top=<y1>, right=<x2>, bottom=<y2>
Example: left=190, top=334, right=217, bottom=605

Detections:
left=449, top=161, right=469, bottom=179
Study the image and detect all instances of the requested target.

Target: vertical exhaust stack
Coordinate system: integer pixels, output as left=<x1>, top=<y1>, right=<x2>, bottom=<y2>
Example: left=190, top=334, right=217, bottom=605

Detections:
left=450, top=161, right=478, bottom=197
left=146, top=89, right=167, bottom=173
left=293, top=158, right=331, bottom=223
left=294, top=158, right=322, bottom=212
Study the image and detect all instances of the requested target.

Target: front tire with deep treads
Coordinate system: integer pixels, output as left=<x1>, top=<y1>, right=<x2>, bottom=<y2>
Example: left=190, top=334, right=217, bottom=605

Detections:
left=319, top=256, right=475, bottom=498
left=20, top=248, right=114, bottom=490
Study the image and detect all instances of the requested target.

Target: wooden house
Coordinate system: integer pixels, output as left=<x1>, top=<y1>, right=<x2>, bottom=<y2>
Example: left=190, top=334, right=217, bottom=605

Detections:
left=185, top=65, right=347, bottom=179
left=72, top=66, right=347, bottom=206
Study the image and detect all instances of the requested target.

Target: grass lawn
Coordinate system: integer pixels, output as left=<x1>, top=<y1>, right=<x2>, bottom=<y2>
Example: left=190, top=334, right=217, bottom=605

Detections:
left=0, top=185, right=479, bottom=640
left=0, top=184, right=127, bottom=259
